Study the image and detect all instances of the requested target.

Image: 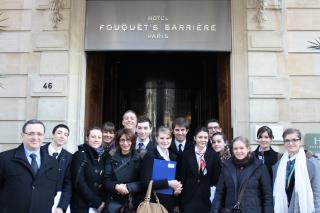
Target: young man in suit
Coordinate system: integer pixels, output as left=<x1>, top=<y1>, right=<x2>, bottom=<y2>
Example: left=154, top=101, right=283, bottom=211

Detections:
left=135, top=116, right=155, bottom=154
left=42, top=124, right=73, bottom=213
left=170, top=117, right=194, bottom=162
left=0, top=119, right=59, bottom=213
left=169, top=117, right=194, bottom=212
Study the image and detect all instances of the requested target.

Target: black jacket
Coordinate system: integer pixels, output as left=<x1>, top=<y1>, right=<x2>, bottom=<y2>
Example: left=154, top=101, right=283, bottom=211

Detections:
left=41, top=143, right=73, bottom=210
left=180, top=147, right=220, bottom=213
left=169, top=139, right=194, bottom=180
left=103, top=149, right=142, bottom=205
left=70, top=144, right=108, bottom=213
left=254, top=146, right=280, bottom=179
left=212, top=157, right=274, bottom=213
left=0, top=144, right=59, bottom=213
left=140, top=147, right=178, bottom=213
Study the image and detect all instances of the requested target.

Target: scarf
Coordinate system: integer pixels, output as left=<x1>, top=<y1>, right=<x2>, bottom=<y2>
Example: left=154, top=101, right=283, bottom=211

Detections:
left=233, top=154, right=253, bottom=168
left=273, top=148, right=314, bottom=213
left=220, top=145, right=232, bottom=162
left=95, top=146, right=105, bottom=157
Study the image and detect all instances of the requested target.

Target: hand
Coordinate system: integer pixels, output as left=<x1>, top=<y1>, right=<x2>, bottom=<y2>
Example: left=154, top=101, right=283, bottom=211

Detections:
left=174, top=186, right=183, bottom=195
left=115, top=183, right=129, bottom=195
left=53, top=208, right=64, bottom=213
left=168, top=180, right=182, bottom=192
left=97, top=202, right=105, bottom=212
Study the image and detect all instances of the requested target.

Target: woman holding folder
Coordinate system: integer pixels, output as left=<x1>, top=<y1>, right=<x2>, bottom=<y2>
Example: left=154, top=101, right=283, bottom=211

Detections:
left=140, top=126, right=182, bottom=213
left=180, top=127, right=220, bottom=213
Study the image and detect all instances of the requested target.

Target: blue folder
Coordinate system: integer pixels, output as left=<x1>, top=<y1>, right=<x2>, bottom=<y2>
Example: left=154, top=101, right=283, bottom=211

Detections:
left=152, top=159, right=177, bottom=195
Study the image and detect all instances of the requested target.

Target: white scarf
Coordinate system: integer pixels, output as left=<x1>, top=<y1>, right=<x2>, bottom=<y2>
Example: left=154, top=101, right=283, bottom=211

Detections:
left=273, top=148, right=314, bottom=213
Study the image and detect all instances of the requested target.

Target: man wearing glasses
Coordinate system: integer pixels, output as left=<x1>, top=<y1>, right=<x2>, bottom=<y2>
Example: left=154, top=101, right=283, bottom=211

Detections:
left=206, top=119, right=222, bottom=145
left=0, top=119, right=59, bottom=213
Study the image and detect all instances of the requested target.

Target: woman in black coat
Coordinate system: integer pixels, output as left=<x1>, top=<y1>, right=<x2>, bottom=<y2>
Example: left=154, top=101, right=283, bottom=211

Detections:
left=104, top=128, right=142, bottom=213
left=180, top=127, right=220, bottom=213
left=140, top=126, right=182, bottom=213
left=71, top=126, right=108, bottom=213
left=254, top=126, right=280, bottom=179
left=212, top=136, right=273, bottom=213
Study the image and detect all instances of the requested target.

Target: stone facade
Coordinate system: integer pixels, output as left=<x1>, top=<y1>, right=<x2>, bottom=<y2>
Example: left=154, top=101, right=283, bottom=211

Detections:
left=0, top=0, right=319, bottom=152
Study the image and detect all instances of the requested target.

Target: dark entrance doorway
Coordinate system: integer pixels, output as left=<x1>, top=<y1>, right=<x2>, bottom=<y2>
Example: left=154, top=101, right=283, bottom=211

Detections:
left=85, top=52, right=232, bottom=139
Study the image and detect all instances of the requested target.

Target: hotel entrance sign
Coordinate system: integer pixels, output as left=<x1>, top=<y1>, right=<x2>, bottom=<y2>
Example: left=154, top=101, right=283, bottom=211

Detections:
left=85, top=0, right=231, bottom=51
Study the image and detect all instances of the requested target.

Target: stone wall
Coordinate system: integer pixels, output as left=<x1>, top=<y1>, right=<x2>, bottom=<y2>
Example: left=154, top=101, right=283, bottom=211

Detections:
left=0, top=0, right=319, bottom=152
left=247, top=0, right=320, bottom=149
left=0, top=0, right=77, bottom=151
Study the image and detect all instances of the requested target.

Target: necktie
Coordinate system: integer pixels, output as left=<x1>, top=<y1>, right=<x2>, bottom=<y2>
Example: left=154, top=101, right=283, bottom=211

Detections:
left=195, top=151, right=207, bottom=175
left=286, top=159, right=295, bottom=188
left=52, top=152, right=59, bottom=159
left=30, top=153, right=39, bottom=175
left=138, top=142, right=144, bottom=150
left=178, top=144, right=183, bottom=154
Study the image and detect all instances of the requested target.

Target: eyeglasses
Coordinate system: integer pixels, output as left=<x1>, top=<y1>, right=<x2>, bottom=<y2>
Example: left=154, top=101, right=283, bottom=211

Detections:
left=284, top=138, right=300, bottom=144
left=24, top=132, right=44, bottom=137
left=208, top=126, right=220, bottom=129
left=119, top=139, right=131, bottom=144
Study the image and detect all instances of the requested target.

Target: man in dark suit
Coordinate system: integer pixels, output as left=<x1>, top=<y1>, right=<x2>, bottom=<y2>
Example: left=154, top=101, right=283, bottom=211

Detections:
left=0, top=119, right=59, bottom=213
left=169, top=117, right=194, bottom=212
left=170, top=117, right=194, bottom=166
left=135, top=116, right=156, bottom=154
left=42, top=124, right=73, bottom=213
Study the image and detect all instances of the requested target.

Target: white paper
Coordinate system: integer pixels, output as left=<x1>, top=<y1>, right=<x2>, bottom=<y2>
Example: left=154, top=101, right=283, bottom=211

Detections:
left=168, top=163, right=175, bottom=168
left=210, top=186, right=216, bottom=202
left=89, top=208, right=99, bottom=213
left=52, top=191, right=70, bottom=213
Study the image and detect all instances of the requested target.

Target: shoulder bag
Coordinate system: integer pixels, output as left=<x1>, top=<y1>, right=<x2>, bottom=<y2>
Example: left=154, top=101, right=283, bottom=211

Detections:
left=136, top=180, right=168, bottom=213
left=222, top=177, right=250, bottom=213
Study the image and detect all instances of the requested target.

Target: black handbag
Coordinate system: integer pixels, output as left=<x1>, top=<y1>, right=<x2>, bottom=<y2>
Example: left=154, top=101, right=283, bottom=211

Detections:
left=120, top=194, right=136, bottom=213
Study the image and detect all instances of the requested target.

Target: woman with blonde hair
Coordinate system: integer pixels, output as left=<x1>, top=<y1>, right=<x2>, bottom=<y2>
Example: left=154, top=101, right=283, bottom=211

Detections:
left=212, top=136, right=273, bottom=213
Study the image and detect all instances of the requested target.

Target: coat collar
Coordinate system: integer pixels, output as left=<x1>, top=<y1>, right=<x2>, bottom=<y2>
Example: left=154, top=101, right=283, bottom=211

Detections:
left=13, top=144, right=56, bottom=177
left=223, top=156, right=262, bottom=193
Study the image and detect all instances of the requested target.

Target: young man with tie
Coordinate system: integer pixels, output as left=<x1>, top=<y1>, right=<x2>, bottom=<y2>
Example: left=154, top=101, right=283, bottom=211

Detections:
left=0, top=119, right=59, bottom=213
left=135, top=116, right=155, bottom=154
left=42, top=124, right=73, bottom=213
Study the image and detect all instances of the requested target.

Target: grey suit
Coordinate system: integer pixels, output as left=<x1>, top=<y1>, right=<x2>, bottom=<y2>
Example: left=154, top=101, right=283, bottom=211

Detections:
left=272, top=156, right=320, bottom=213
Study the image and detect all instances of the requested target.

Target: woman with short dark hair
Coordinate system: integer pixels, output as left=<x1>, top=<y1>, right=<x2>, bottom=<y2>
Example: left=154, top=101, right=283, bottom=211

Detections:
left=103, top=128, right=142, bottom=213
left=254, top=126, right=280, bottom=179
left=180, top=127, right=220, bottom=213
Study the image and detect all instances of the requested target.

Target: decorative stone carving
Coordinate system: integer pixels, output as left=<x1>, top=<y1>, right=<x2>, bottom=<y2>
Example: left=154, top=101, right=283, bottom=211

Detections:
left=256, top=0, right=268, bottom=28
left=50, top=0, right=64, bottom=29
left=0, top=12, right=8, bottom=31
left=308, top=37, right=320, bottom=50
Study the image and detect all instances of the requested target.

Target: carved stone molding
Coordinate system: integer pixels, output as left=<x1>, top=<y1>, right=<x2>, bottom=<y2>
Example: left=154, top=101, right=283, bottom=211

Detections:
left=50, top=0, right=64, bottom=29
left=0, top=12, right=8, bottom=31
left=256, top=0, right=268, bottom=28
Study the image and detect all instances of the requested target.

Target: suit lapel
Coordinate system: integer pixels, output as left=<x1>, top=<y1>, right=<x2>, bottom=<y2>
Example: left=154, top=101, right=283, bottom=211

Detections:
left=13, top=144, right=34, bottom=175
left=37, top=148, right=56, bottom=177
left=189, top=150, right=200, bottom=176
left=170, top=140, right=179, bottom=155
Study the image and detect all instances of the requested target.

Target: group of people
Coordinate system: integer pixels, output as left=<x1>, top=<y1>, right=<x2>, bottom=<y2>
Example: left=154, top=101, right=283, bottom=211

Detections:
left=0, top=110, right=319, bottom=213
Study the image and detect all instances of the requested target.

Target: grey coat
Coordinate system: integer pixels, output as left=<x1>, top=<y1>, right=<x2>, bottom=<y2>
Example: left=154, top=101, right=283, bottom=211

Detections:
left=272, top=156, right=320, bottom=213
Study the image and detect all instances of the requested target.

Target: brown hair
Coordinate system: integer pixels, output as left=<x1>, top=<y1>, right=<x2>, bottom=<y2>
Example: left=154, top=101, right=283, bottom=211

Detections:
left=115, top=128, right=136, bottom=151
